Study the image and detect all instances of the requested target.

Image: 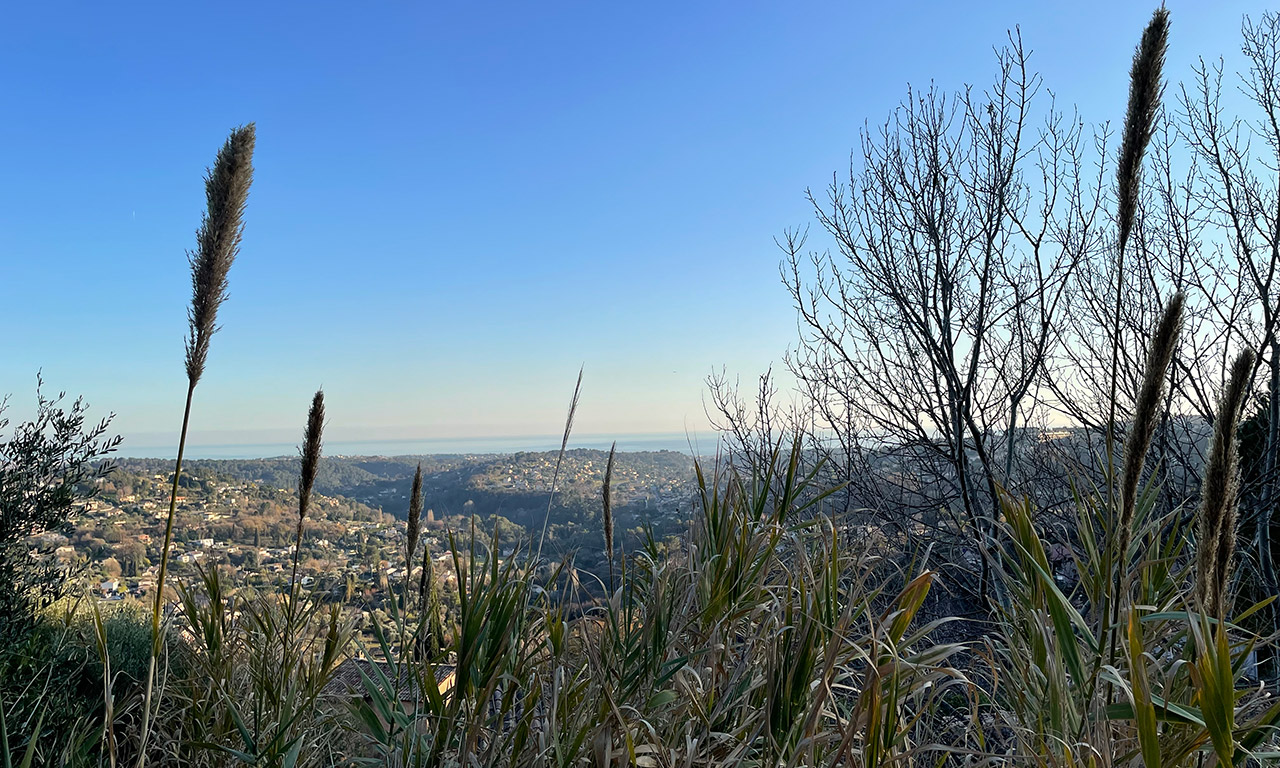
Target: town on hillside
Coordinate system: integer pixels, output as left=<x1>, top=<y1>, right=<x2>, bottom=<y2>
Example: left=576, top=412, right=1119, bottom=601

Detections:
left=40, top=450, right=699, bottom=616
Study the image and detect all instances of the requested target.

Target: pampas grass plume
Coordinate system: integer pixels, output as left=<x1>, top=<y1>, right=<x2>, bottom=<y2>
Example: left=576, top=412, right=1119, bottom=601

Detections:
left=1116, top=9, right=1168, bottom=257
left=185, top=124, right=255, bottom=386
left=1196, top=349, right=1254, bottom=619
left=292, top=389, right=325, bottom=589
left=1118, top=291, right=1184, bottom=564
left=603, top=441, right=616, bottom=594
left=407, top=463, right=423, bottom=573
left=298, top=390, right=325, bottom=526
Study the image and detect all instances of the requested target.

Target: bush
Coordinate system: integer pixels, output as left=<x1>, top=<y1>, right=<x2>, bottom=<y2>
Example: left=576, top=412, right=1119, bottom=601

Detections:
left=0, top=604, right=152, bottom=760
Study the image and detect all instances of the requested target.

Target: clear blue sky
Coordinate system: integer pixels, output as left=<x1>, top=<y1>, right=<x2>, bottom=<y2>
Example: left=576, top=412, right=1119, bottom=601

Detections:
left=0, top=1, right=1267, bottom=454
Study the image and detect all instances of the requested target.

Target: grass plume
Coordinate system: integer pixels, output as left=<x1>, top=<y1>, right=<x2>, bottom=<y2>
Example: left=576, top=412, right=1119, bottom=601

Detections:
left=1196, top=349, right=1254, bottom=619
left=291, top=389, right=325, bottom=597
left=1116, top=8, right=1169, bottom=258
left=407, top=463, right=423, bottom=571
left=1118, top=291, right=1184, bottom=568
left=137, top=124, right=255, bottom=766
left=1106, top=8, right=1170, bottom=480
left=297, top=389, right=325, bottom=519
left=184, top=124, right=256, bottom=386
left=603, top=440, right=616, bottom=594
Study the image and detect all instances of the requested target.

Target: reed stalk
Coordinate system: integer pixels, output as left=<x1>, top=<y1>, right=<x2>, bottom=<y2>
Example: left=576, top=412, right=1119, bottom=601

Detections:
left=1098, top=291, right=1182, bottom=721
left=1196, top=349, right=1254, bottom=620
left=417, top=520, right=432, bottom=611
left=417, top=536, right=444, bottom=657
left=535, top=367, right=583, bottom=565
left=602, top=441, right=616, bottom=595
left=135, top=124, right=254, bottom=766
left=288, top=390, right=325, bottom=609
left=1096, top=11, right=1169, bottom=707
left=1105, top=8, right=1169, bottom=463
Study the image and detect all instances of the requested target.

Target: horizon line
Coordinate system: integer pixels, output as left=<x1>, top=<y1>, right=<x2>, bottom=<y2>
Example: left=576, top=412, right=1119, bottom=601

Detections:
left=113, top=430, right=719, bottom=460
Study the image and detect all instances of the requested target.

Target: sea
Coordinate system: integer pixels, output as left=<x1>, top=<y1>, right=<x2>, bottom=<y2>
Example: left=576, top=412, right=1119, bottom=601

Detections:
left=117, top=432, right=717, bottom=460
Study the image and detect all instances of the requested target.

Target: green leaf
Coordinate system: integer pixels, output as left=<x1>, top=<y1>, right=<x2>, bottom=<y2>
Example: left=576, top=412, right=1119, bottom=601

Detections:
left=887, top=571, right=933, bottom=645
left=1126, top=608, right=1161, bottom=768
left=228, top=703, right=257, bottom=754
left=1106, top=702, right=1205, bottom=728
left=1, top=694, right=11, bottom=768
left=1191, top=621, right=1237, bottom=768
left=282, top=737, right=304, bottom=768
left=17, top=705, right=45, bottom=768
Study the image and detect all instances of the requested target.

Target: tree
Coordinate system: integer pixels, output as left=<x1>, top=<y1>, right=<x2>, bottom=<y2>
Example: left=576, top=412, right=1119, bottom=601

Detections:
left=1165, top=12, right=1280, bottom=676
left=0, top=383, right=119, bottom=641
left=115, top=540, right=148, bottom=577
left=756, top=10, right=1280, bottom=622
left=780, top=33, right=1088, bottom=602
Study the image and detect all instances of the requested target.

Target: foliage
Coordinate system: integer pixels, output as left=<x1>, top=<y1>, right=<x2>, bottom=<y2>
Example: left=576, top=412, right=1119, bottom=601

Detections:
left=0, top=603, right=152, bottom=764
left=0, top=384, right=119, bottom=643
left=332, top=441, right=975, bottom=767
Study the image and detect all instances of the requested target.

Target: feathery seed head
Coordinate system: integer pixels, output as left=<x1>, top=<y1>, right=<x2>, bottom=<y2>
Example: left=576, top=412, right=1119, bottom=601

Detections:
left=407, top=463, right=423, bottom=568
left=298, top=389, right=325, bottom=526
left=185, top=124, right=256, bottom=385
left=1196, top=348, right=1254, bottom=619
left=603, top=441, right=616, bottom=592
left=1118, top=292, right=1183, bottom=560
left=1116, top=9, right=1169, bottom=256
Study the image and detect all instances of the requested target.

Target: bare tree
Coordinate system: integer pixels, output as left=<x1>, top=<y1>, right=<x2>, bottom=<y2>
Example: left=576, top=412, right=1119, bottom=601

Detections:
left=1174, top=12, right=1280, bottom=675
left=703, top=12, right=1280, bottom=631
left=778, top=35, right=1095, bottom=602
left=705, top=366, right=792, bottom=475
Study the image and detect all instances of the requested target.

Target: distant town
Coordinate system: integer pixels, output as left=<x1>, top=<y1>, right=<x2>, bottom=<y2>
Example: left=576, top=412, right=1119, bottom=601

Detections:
left=41, top=450, right=699, bottom=613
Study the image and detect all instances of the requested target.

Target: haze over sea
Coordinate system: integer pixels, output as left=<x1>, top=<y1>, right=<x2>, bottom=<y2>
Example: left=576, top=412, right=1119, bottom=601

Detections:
left=118, top=431, right=708, bottom=460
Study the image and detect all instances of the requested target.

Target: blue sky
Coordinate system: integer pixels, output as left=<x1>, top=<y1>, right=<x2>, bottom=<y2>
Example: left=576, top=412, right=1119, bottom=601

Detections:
left=0, top=1, right=1268, bottom=454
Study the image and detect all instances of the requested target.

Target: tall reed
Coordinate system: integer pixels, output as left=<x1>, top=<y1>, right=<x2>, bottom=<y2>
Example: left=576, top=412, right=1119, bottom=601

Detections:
left=407, top=463, right=423, bottom=576
left=1096, top=9, right=1170, bottom=709
left=136, top=124, right=255, bottom=765
left=1105, top=9, right=1169, bottom=461
left=393, top=461, right=423, bottom=671
left=1196, top=349, right=1255, bottom=620
left=602, top=441, right=616, bottom=595
left=288, top=390, right=325, bottom=609
left=164, top=390, right=348, bottom=765
left=535, top=367, right=583, bottom=563
left=1117, top=292, right=1183, bottom=579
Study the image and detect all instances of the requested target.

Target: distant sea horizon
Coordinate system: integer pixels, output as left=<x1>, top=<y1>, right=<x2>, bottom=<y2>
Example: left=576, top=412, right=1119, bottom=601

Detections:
left=116, top=431, right=718, bottom=460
